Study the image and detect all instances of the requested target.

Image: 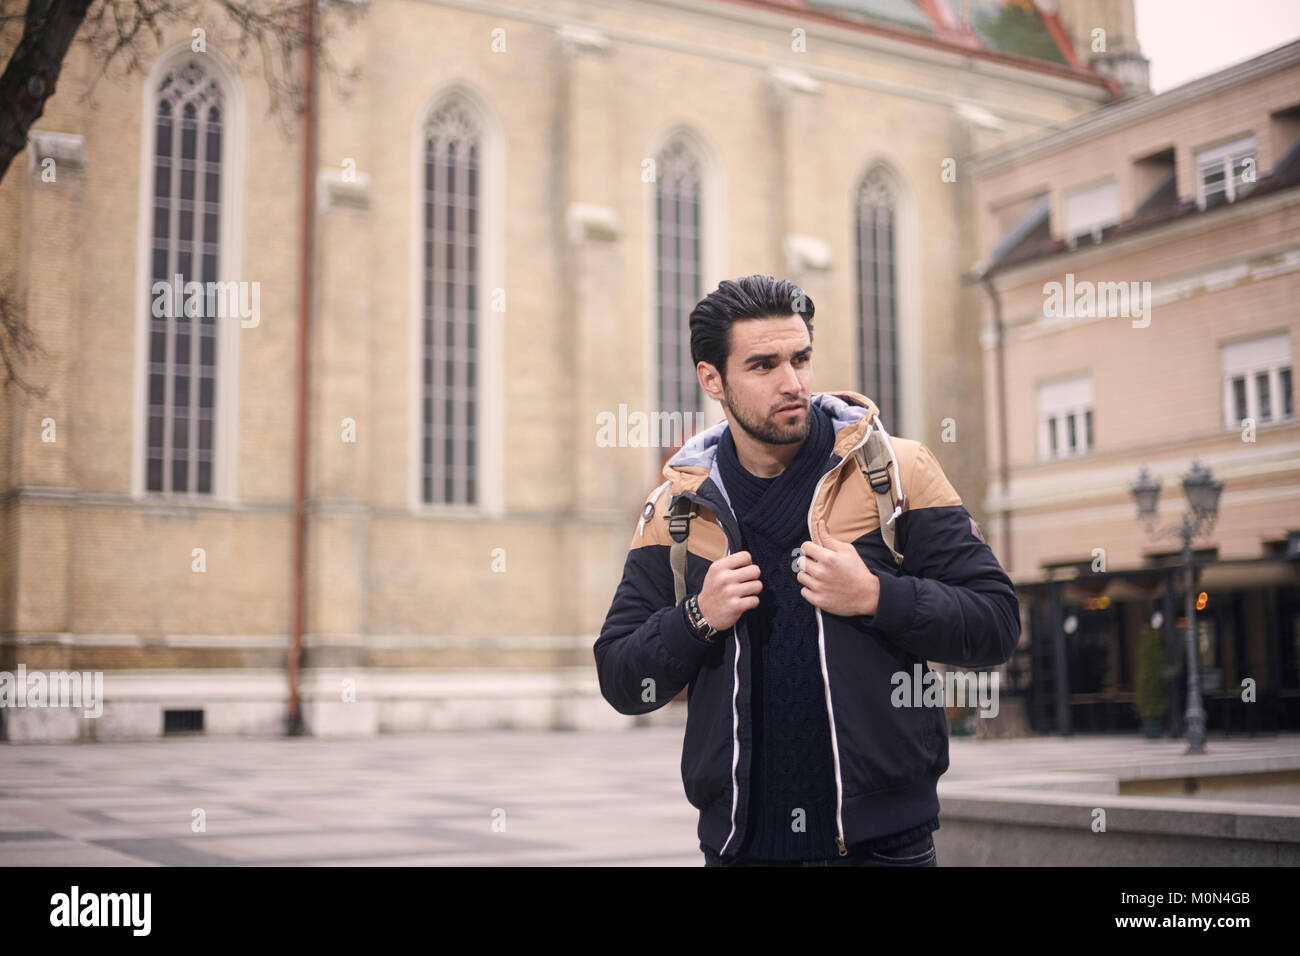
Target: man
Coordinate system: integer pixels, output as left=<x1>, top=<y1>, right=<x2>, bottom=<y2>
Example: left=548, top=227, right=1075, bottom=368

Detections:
left=594, top=275, right=1020, bottom=866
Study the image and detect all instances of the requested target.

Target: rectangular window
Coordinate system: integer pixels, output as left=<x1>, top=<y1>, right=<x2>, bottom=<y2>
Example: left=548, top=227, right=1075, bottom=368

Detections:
left=1232, top=375, right=1248, bottom=423
left=1201, top=163, right=1227, bottom=208
left=1038, top=375, right=1093, bottom=461
left=1064, top=179, right=1119, bottom=240
left=1231, top=154, right=1257, bottom=200
left=1257, top=371, right=1272, bottom=421
left=1196, top=135, right=1256, bottom=209
left=1221, top=332, right=1292, bottom=429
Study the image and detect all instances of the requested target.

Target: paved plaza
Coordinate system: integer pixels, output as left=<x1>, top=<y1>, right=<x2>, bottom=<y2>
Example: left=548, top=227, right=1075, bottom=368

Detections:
left=1, top=729, right=1297, bottom=866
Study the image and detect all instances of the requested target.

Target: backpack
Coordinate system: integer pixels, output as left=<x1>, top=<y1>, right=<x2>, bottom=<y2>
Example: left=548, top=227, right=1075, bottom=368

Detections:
left=666, top=418, right=906, bottom=606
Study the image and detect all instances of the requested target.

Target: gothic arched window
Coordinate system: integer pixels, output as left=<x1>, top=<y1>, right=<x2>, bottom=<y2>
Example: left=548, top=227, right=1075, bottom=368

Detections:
left=855, top=169, right=899, bottom=417
left=421, top=98, right=480, bottom=505
left=654, top=138, right=704, bottom=425
left=145, top=57, right=226, bottom=494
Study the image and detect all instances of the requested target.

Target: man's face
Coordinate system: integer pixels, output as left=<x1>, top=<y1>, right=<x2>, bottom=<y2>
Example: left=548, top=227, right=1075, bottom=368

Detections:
left=702, top=315, right=813, bottom=446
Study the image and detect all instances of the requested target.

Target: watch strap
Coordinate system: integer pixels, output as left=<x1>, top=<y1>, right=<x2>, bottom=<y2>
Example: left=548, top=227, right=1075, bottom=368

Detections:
left=685, top=594, right=718, bottom=641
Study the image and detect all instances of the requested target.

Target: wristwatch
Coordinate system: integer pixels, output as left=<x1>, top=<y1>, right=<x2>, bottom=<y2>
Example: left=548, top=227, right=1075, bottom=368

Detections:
left=684, top=594, right=720, bottom=642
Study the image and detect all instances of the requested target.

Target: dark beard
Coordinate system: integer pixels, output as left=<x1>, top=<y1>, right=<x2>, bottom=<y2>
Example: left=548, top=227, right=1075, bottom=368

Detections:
left=723, top=383, right=808, bottom=446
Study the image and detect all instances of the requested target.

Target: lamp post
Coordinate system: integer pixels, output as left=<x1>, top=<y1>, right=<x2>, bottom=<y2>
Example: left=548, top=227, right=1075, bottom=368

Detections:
left=1130, top=460, right=1223, bottom=754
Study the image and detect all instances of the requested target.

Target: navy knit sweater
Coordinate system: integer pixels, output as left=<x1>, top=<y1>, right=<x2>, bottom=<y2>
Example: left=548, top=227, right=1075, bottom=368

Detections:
left=716, top=404, right=938, bottom=860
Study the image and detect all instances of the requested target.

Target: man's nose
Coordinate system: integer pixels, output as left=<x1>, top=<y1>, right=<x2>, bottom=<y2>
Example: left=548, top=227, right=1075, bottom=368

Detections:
left=779, top=362, right=802, bottom=396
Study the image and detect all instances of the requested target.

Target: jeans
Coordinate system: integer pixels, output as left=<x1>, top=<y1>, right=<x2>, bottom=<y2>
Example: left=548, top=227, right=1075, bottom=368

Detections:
left=702, top=831, right=937, bottom=867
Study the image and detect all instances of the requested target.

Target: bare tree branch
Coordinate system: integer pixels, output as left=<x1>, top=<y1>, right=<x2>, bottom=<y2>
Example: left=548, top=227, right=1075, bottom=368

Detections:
left=0, top=0, right=97, bottom=184
left=0, top=0, right=364, bottom=397
left=0, top=287, right=50, bottom=395
left=1, top=0, right=364, bottom=184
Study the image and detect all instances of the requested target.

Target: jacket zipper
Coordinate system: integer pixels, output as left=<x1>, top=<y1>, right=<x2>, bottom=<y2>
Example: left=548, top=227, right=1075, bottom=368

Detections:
left=721, top=589, right=744, bottom=856
left=675, top=489, right=744, bottom=857
left=806, top=421, right=875, bottom=857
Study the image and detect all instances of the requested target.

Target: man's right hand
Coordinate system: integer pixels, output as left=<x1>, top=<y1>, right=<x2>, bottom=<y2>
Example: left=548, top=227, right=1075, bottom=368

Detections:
left=695, top=551, right=762, bottom=630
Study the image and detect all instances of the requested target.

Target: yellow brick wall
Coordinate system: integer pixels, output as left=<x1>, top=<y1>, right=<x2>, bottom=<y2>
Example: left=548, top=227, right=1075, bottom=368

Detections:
left=0, top=0, right=1110, bottom=667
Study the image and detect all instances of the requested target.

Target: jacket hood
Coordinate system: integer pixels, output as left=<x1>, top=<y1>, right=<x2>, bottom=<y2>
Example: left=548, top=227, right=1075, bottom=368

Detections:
left=662, top=390, right=882, bottom=499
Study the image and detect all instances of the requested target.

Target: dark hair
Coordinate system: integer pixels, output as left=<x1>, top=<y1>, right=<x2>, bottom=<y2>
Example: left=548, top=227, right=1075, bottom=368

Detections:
left=688, top=275, right=814, bottom=385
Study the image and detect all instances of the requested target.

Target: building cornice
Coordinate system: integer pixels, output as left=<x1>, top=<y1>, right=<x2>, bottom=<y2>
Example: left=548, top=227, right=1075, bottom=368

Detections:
left=981, top=240, right=1300, bottom=351
left=415, top=0, right=1108, bottom=126
left=983, top=435, right=1300, bottom=516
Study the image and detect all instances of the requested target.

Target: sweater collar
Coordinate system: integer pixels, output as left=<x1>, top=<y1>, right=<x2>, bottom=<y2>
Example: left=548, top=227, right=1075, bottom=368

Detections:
left=716, top=399, right=836, bottom=544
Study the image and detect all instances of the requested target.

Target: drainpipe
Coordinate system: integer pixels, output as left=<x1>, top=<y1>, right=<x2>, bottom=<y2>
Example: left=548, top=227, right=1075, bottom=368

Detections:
left=287, top=0, right=317, bottom=736
left=978, top=269, right=1012, bottom=573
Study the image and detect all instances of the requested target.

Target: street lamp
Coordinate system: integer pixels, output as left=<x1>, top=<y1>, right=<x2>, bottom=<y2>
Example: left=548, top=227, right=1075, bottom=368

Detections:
left=1130, top=460, right=1223, bottom=754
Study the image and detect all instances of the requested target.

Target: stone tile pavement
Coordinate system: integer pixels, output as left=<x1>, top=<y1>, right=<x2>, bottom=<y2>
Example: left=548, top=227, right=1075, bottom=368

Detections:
left=0, top=729, right=703, bottom=866
left=1, top=729, right=1296, bottom=866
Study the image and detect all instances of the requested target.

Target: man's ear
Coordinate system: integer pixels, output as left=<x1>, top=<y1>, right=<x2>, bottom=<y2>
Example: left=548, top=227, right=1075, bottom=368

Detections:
left=698, top=362, right=724, bottom=402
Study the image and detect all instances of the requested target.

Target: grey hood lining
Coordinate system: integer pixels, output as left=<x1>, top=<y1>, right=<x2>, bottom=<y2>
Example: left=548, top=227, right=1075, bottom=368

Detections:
left=667, top=393, right=874, bottom=512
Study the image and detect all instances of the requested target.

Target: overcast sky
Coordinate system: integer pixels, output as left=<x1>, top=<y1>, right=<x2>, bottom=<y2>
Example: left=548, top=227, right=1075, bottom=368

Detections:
left=1136, top=0, right=1300, bottom=92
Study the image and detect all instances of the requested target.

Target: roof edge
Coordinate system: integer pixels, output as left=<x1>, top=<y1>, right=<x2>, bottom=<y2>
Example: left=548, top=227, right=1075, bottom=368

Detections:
left=702, top=0, right=1115, bottom=90
left=970, top=38, right=1300, bottom=177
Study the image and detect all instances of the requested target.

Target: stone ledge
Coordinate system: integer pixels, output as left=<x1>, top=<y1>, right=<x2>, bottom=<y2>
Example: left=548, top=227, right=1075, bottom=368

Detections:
left=766, top=66, right=821, bottom=97
left=316, top=166, right=371, bottom=213
left=27, top=131, right=85, bottom=174
left=785, top=233, right=832, bottom=272
left=937, top=786, right=1300, bottom=842
left=556, top=24, right=611, bottom=56
left=567, top=202, right=620, bottom=242
left=0, top=669, right=684, bottom=741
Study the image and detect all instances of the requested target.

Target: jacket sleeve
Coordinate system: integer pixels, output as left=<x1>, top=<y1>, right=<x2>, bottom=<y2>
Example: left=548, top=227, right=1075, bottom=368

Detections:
left=593, top=537, right=718, bottom=716
left=857, top=443, right=1021, bottom=668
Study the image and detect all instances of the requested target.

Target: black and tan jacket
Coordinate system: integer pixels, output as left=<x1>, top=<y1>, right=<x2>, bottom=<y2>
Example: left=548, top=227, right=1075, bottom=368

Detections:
left=593, top=390, right=1020, bottom=858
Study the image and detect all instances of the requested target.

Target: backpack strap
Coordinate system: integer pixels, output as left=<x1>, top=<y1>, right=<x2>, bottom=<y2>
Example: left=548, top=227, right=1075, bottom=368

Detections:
left=853, top=418, right=906, bottom=566
left=666, top=495, right=698, bottom=606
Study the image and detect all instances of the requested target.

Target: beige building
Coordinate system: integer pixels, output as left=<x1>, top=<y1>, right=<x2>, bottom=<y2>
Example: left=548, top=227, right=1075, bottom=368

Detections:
left=0, top=0, right=1123, bottom=741
left=971, top=40, right=1300, bottom=736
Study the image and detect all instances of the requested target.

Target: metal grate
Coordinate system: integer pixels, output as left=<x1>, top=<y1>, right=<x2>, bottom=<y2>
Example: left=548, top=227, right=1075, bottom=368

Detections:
left=163, top=709, right=205, bottom=734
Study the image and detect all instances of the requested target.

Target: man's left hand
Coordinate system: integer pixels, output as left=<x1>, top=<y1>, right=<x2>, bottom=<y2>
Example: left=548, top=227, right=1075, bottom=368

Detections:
left=797, top=518, right=880, bottom=617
